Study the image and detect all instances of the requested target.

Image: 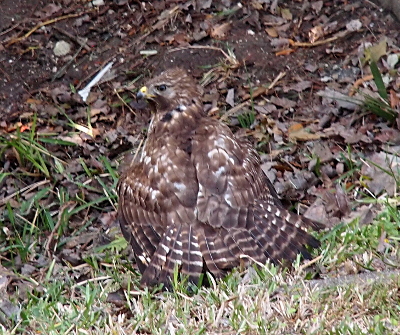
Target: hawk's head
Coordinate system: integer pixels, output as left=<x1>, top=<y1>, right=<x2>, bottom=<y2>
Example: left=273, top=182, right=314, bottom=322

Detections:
left=137, top=68, right=203, bottom=111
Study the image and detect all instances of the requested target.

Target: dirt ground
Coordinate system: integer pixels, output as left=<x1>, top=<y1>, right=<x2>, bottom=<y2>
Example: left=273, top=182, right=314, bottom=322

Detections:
left=1, top=0, right=399, bottom=118
left=1, top=0, right=400, bottom=320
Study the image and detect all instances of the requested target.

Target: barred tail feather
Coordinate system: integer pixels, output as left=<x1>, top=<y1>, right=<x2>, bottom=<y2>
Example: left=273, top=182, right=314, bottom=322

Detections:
left=140, top=225, right=181, bottom=288
left=226, top=229, right=264, bottom=264
left=181, top=225, right=204, bottom=285
left=198, top=224, right=238, bottom=278
left=157, top=226, right=184, bottom=288
left=252, top=202, right=320, bottom=262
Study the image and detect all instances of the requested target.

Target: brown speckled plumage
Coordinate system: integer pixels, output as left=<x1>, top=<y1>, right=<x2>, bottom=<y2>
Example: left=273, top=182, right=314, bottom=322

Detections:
left=117, top=68, right=322, bottom=289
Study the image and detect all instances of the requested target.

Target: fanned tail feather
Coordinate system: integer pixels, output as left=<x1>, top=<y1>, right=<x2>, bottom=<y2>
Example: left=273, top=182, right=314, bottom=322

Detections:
left=181, top=225, right=204, bottom=285
left=197, top=224, right=237, bottom=278
left=252, top=201, right=320, bottom=262
left=140, top=225, right=181, bottom=288
left=141, top=224, right=205, bottom=289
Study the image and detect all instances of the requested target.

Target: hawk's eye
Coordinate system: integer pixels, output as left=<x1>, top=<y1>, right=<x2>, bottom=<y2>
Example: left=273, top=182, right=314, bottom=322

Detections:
left=157, top=84, right=167, bottom=92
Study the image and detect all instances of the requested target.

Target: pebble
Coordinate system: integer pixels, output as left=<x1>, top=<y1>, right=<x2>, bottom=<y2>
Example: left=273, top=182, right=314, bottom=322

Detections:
left=53, top=41, right=71, bottom=56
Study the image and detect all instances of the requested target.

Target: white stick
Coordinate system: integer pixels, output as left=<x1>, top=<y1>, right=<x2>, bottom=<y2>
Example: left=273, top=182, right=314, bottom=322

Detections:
left=78, top=62, right=114, bottom=102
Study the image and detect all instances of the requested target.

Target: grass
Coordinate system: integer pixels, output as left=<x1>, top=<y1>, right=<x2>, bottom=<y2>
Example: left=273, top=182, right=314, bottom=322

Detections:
left=2, top=245, right=400, bottom=334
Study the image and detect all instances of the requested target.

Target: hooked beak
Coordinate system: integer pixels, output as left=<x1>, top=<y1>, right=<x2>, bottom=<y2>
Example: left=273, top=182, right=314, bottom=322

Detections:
left=137, top=86, right=155, bottom=100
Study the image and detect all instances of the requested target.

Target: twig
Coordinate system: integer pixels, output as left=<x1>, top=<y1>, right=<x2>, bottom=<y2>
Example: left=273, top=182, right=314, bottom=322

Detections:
left=349, top=74, right=374, bottom=96
left=6, top=12, right=94, bottom=47
left=297, top=255, right=323, bottom=273
left=114, top=89, right=136, bottom=116
left=220, top=71, right=286, bottom=121
left=0, top=179, right=50, bottom=205
left=169, top=45, right=239, bottom=66
left=132, top=137, right=145, bottom=164
left=71, top=276, right=113, bottom=289
left=51, top=43, right=85, bottom=82
left=0, top=22, right=21, bottom=36
left=0, top=66, right=11, bottom=82
left=52, top=26, right=91, bottom=52
left=44, top=201, right=76, bottom=257
left=288, top=36, right=339, bottom=48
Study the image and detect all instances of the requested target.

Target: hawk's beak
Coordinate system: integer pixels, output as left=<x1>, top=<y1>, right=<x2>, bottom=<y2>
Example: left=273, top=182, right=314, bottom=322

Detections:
left=137, top=86, right=155, bottom=99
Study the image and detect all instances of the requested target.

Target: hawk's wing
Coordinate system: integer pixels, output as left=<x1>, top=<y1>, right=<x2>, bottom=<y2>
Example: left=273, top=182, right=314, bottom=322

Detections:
left=191, top=119, right=321, bottom=275
left=117, top=135, right=204, bottom=287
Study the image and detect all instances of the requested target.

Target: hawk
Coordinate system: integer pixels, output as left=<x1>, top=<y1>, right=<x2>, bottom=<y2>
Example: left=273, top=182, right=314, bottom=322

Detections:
left=117, top=68, right=322, bottom=289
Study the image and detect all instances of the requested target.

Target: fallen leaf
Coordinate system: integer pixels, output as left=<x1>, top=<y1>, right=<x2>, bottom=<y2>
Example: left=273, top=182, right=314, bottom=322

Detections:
left=390, top=89, right=400, bottom=109
left=25, top=98, right=43, bottom=105
left=311, top=142, right=334, bottom=163
left=270, top=38, right=290, bottom=50
left=270, top=96, right=297, bottom=109
left=311, top=1, right=323, bottom=13
left=288, top=123, right=303, bottom=133
left=386, top=54, right=399, bottom=69
left=323, top=124, right=371, bottom=144
left=361, top=152, right=400, bottom=196
left=283, top=80, right=312, bottom=93
left=211, top=22, right=231, bottom=39
left=265, top=27, right=278, bottom=38
left=309, top=26, right=324, bottom=43
left=281, top=8, right=292, bottom=21
left=288, top=123, right=321, bottom=141
left=346, top=19, right=362, bottom=32
left=364, top=39, right=387, bottom=63
left=226, top=88, right=235, bottom=107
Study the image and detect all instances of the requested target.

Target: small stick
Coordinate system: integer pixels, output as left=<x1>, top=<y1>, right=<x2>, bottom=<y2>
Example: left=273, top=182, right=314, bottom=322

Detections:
left=51, top=44, right=85, bottom=81
left=169, top=45, right=239, bottom=66
left=52, top=26, right=91, bottom=52
left=44, top=201, right=76, bottom=257
left=220, top=71, right=286, bottom=121
left=288, top=36, right=339, bottom=48
left=0, top=179, right=50, bottom=205
left=0, top=22, right=21, bottom=37
left=349, top=74, right=374, bottom=96
left=6, top=12, right=94, bottom=46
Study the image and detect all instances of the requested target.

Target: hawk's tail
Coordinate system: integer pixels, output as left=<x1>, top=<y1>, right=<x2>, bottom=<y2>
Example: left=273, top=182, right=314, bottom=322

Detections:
left=140, top=224, right=204, bottom=289
left=140, top=203, right=322, bottom=289
left=249, top=201, right=321, bottom=263
left=199, top=202, right=322, bottom=277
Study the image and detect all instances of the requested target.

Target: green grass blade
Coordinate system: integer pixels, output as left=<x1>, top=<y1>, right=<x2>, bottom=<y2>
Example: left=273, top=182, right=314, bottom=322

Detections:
left=370, top=60, right=388, bottom=100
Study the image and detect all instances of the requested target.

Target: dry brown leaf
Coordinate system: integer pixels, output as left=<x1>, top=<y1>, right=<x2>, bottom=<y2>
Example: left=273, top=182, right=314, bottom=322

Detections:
left=309, top=26, right=324, bottom=43
left=211, top=22, right=231, bottom=39
left=361, top=152, right=400, bottom=196
left=288, top=123, right=321, bottom=141
left=270, top=96, right=297, bottom=109
left=288, top=123, right=304, bottom=133
left=265, top=27, right=278, bottom=38
left=25, top=98, right=43, bottom=105
left=283, top=81, right=312, bottom=93
left=323, top=124, right=371, bottom=144
left=311, top=1, right=323, bottom=13
left=390, top=89, right=400, bottom=109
